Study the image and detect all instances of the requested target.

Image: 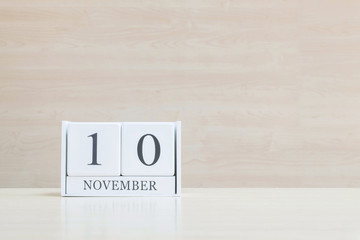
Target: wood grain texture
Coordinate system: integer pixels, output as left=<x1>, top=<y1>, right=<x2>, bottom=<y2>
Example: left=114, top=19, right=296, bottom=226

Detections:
left=1, top=0, right=360, bottom=187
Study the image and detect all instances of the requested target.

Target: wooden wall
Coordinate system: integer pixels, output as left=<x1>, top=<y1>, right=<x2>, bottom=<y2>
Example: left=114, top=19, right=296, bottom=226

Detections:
left=1, top=0, right=360, bottom=187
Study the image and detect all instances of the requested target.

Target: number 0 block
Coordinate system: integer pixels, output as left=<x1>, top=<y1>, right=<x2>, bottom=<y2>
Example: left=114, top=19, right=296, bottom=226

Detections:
left=122, top=122, right=175, bottom=176
left=61, top=121, right=181, bottom=197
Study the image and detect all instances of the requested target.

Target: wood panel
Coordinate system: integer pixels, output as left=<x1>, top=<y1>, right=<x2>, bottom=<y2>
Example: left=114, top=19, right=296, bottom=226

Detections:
left=1, top=0, right=360, bottom=187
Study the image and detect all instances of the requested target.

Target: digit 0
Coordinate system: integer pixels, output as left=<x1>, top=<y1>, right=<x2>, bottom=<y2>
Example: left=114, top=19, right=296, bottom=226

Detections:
left=137, top=134, right=161, bottom=166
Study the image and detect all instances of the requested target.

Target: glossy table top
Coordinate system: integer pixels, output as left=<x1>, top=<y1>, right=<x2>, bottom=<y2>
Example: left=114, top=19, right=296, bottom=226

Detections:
left=1, top=188, right=360, bottom=239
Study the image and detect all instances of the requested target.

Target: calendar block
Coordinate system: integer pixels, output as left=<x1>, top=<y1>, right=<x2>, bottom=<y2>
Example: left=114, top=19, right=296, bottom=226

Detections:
left=67, top=122, right=121, bottom=176
left=61, top=121, right=181, bottom=197
left=122, top=122, right=175, bottom=176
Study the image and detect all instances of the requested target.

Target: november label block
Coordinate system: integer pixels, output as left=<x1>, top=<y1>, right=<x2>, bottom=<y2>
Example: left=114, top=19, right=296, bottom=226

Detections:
left=61, top=121, right=181, bottom=196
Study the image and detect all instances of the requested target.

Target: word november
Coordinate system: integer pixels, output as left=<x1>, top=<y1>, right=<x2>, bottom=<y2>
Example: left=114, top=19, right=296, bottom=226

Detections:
left=84, top=179, right=157, bottom=191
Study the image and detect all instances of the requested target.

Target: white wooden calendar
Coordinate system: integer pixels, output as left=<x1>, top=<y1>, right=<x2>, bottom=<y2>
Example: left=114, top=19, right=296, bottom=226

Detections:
left=61, top=121, right=181, bottom=196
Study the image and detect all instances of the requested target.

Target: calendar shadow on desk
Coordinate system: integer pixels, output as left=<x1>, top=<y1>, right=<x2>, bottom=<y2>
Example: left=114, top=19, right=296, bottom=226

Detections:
left=61, top=196, right=181, bottom=235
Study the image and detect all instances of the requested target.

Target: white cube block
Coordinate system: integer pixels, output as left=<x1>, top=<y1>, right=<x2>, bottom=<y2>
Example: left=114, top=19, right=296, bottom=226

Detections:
left=122, top=122, right=175, bottom=176
left=67, top=122, right=121, bottom=176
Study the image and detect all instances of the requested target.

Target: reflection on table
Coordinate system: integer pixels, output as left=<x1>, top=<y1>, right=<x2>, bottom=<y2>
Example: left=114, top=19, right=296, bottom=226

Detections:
left=61, top=196, right=180, bottom=236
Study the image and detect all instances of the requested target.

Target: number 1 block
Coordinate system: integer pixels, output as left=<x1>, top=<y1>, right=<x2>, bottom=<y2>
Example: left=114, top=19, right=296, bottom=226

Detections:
left=61, top=121, right=181, bottom=197
left=67, top=122, right=121, bottom=176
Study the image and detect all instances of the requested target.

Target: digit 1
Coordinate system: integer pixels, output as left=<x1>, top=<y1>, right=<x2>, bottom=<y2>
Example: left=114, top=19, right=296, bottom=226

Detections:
left=137, top=134, right=161, bottom=166
left=88, top=133, right=100, bottom=165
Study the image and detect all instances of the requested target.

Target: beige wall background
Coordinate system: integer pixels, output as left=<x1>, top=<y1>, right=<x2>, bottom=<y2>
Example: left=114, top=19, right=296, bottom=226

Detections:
left=1, top=0, right=360, bottom=187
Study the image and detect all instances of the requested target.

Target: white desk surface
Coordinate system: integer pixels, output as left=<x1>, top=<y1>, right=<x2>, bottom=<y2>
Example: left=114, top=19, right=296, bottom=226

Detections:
left=0, top=188, right=359, bottom=240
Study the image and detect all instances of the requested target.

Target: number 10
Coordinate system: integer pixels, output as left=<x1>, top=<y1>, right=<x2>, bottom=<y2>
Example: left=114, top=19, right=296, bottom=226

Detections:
left=87, top=133, right=161, bottom=166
